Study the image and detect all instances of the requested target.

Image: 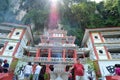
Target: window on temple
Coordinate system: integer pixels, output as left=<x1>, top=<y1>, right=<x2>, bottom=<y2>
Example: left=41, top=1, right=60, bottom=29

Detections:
left=16, top=32, right=20, bottom=35
left=94, top=36, right=98, bottom=39
left=99, top=50, right=103, bottom=54
left=9, top=46, right=13, bottom=50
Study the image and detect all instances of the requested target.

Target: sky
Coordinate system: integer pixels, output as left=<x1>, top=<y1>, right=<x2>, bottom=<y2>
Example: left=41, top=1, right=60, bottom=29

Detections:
left=91, top=0, right=103, bottom=3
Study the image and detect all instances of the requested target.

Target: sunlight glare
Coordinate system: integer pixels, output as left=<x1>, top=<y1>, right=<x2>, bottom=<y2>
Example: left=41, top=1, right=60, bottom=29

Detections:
left=48, top=0, right=59, bottom=29
left=50, top=0, right=58, bottom=4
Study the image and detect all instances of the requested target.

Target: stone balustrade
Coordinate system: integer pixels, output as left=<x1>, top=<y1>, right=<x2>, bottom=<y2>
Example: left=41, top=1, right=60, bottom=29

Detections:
left=21, top=56, right=75, bottom=64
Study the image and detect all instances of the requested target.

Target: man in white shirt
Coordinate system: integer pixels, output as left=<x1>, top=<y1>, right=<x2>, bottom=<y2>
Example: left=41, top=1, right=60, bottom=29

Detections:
left=24, top=62, right=32, bottom=80
left=33, top=63, right=42, bottom=80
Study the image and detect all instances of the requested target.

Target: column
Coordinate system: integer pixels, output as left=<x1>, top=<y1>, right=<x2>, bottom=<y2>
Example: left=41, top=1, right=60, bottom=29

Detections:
left=27, top=52, right=30, bottom=56
left=82, top=53, right=86, bottom=63
left=93, top=46, right=99, bottom=60
left=73, top=49, right=77, bottom=62
left=104, top=46, right=111, bottom=59
left=46, top=64, right=50, bottom=73
left=62, top=49, right=66, bottom=62
left=48, top=48, right=51, bottom=61
left=20, top=29, right=26, bottom=40
left=35, top=48, right=40, bottom=60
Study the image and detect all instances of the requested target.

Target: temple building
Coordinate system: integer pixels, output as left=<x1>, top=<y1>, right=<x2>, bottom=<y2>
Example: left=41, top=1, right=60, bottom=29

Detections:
left=0, top=23, right=89, bottom=80
left=0, top=23, right=33, bottom=80
left=82, top=27, right=120, bottom=80
left=0, top=22, right=120, bottom=80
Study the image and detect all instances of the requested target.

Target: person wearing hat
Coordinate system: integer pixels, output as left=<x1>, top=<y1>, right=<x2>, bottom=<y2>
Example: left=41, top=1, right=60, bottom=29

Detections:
left=3, top=59, right=9, bottom=73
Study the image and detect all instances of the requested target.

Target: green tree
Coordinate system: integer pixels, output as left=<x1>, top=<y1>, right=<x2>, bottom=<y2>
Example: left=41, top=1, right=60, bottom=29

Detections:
left=103, top=0, right=120, bottom=26
left=19, top=0, right=120, bottom=46
left=20, top=0, right=49, bottom=31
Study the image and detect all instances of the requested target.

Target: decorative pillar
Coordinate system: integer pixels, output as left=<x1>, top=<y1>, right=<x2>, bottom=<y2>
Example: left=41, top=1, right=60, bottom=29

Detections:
left=104, top=46, right=111, bottom=59
left=73, top=49, right=77, bottom=62
left=62, top=49, right=66, bottom=62
left=98, top=32, right=104, bottom=43
left=93, top=46, right=99, bottom=60
left=82, top=53, right=85, bottom=58
left=46, top=64, right=50, bottom=73
left=1, top=41, right=8, bottom=55
left=27, top=52, right=30, bottom=56
left=82, top=53, right=86, bottom=63
left=8, top=28, right=15, bottom=38
left=89, top=32, right=94, bottom=45
left=48, top=48, right=51, bottom=61
left=35, top=48, right=40, bottom=60
left=12, top=42, right=20, bottom=56
left=20, top=29, right=26, bottom=40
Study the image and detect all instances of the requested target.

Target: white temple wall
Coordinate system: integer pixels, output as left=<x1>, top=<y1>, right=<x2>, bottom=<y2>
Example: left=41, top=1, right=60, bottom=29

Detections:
left=95, top=47, right=108, bottom=59
left=89, top=50, right=97, bottom=60
left=87, top=38, right=93, bottom=49
left=11, top=28, right=24, bottom=39
left=3, top=42, right=18, bottom=56
left=14, top=45, right=23, bottom=58
left=98, top=60, right=120, bottom=77
left=21, top=37, right=27, bottom=47
left=91, top=33, right=102, bottom=43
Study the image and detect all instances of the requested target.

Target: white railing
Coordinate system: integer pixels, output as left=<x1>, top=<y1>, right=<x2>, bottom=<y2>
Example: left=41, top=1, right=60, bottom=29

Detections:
left=102, top=31, right=120, bottom=35
left=107, top=46, right=120, bottom=49
left=110, top=53, right=120, bottom=59
left=0, top=33, right=8, bottom=38
left=105, top=38, right=120, bottom=43
left=21, top=56, right=75, bottom=64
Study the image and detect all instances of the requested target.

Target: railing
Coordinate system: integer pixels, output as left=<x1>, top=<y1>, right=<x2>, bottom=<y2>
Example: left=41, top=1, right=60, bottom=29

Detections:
left=0, top=34, right=8, bottom=38
left=21, top=56, right=75, bottom=64
left=110, top=53, right=120, bottom=59
left=101, top=31, right=120, bottom=35
left=107, top=46, right=120, bottom=49
left=105, top=38, right=120, bottom=43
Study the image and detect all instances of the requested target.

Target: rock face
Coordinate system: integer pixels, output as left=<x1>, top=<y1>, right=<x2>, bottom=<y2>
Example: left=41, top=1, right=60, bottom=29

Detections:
left=1, top=0, right=26, bottom=23
left=10, top=0, right=26, bottom=22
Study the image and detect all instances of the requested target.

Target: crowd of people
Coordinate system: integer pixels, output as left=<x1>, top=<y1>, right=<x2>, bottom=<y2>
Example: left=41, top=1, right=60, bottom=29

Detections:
left=0, top=58, right=85, bottom=80
left=1, top=58, right=84, bottom=80
left=23, top=58, right=85, bottom=80
left=2, top=58, right=120, bottom=80
left=23, top=62, right=42, bottom=80
left=0, top=59, right=9, bottom=73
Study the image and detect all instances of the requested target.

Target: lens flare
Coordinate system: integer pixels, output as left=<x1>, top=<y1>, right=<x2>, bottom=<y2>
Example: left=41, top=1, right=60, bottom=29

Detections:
left=48, top=0, right=59, bottom=29
left=50, top=0, right=58, bottom=4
